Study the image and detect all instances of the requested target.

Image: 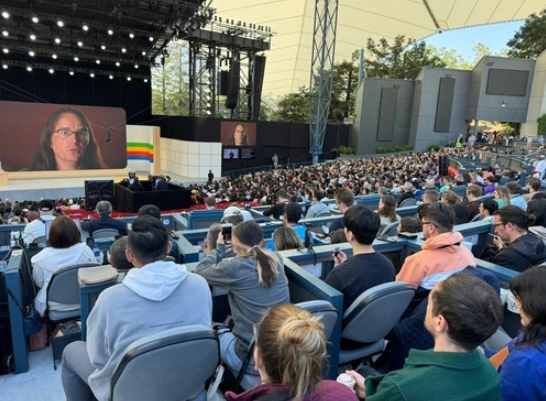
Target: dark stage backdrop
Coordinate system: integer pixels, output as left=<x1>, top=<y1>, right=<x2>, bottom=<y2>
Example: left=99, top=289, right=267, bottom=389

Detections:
left=0, top=101, right=127, bottom=171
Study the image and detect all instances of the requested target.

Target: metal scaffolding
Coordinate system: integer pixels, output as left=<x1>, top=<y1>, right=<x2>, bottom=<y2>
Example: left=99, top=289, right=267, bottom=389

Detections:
left=309, top=0, right=339, bottom=164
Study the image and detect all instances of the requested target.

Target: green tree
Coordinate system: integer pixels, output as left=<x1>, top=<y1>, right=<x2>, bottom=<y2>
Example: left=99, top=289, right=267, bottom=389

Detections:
left=507, top=9, right=546, bottom=59
left=426, top=45, right=473, bottom=70
left=270, top=87, right=309, bottom=123
left=365, top=35, right=446, bottom=79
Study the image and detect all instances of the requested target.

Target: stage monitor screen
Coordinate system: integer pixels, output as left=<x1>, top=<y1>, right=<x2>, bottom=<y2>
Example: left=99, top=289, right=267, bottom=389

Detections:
left=0, top=101, right=127, bottom=171
left=223, top=148, right=239, bottom=159
left=241, top=148, right=255, bottom=159
left=220, top=121, right=257, bottom=146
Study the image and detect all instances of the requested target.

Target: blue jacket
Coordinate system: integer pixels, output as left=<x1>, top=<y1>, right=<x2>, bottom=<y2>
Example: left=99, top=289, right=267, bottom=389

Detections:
left=497, top=337, right=546, bottom=401
left=81, top=215, right=128, bottom=236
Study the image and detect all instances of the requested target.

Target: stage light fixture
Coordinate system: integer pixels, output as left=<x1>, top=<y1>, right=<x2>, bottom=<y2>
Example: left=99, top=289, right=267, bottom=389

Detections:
left=27, top=66, right=32, bottom=72
left=82, top=24, right=89, bottom=31
left=52, top=54, right=58, bottom=59
left=127, top=76, right=131, bottom=81
left=32, top=16, right=39, bottom=23
left=90, top=72, right=95, bottom=77
left=55, top=37, right=61, bottom=44
left=149, top=36, right=154, bottom=42
left=2, top=64, right=7, bottom=69
left=2, top=30, right=8, bottom=36
left=115, top=61, right=120, bottom=67
left=134, top=64, right=138, bottom=68
left=57, top=20, right=64, bottom=27
left=129, top=32, right=134, bottom=38
left=30, top=33, right=36, bottom=40
left=77, top=40, right=83, bottom=47
left=96, top=59, right=100, bottom=64
left=69, top=70, right=74, bottom=75
left=29, top=50, right=35, bottom=57
left=2, top=11, right=10, bottom=19
left=144, top=78, right=148, bottom=83
left=74, top=56, right=79, bottom=61
left=2, top=48, right=7, bottom=54
left=121, top=47, right=126, bottom=53
left=100, top=44, right=106, bottom=50
left=142, top=51, right=146, bottom=56
left=109, top=74, right=113, bottom=79
left=48, top=68, right=54, bottom=74
left=108, top=28, right=113, bottom=35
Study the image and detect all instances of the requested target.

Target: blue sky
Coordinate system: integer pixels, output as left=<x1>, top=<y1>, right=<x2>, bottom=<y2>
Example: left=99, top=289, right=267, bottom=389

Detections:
left=424, top=20, right=524, bottom=57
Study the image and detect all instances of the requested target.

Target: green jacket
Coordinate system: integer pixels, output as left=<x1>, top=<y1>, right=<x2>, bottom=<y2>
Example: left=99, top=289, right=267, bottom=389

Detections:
left=365, top=349, right=501, bottom=401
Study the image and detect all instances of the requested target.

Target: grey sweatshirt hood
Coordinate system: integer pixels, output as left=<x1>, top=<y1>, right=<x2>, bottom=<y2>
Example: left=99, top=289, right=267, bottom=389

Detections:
left=123, top=261, right=188, bottom=301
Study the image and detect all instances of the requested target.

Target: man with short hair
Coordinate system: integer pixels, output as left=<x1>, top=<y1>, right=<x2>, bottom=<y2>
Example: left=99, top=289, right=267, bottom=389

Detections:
left=465, top=185, right=483, bottom=220
left=397, top=182, right=415, bottom=206
left=81, top=201, right=128, bottom=236
left=491, top=205, right=546, bottom=271
left=305, top=190, right=330, bottom=218
left=328, top=188, right=354, bottom=234
left=22, top=200, right=56, bottom=244
left=108, top=237, right=133, bottom=270
left=505, top=182, right=527, bottom=210
left=422, top=189, right=440, bottom=204
left=204, top=196, right=216, bottom=210
left=263, top=189, right=289, bottom=220
left=397, top=202, right=475, bottom=290
left=350, top=273, right=503, bottom=400
left=138, top=204, right=181, bottom=263
left=221, top=206, right=244, bottom=225
left=523, top=177, right=543, bottom=201
left=62, top=216, right=212, bottom=401
left=326, top=206, right=395, bottom=310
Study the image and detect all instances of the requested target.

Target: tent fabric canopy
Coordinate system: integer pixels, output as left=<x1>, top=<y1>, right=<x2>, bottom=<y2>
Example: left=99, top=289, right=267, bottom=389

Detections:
left=211, top=0, right=546, bottom=97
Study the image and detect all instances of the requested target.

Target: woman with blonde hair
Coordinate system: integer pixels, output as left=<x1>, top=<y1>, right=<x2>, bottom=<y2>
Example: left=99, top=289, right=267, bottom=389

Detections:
left=273, top=226, right=303, bottom=251
left=225, top=304, right=358, bottom=401
left=494, top=186, right=511, bottom=209
left=195, top=221, right=289, bottom=375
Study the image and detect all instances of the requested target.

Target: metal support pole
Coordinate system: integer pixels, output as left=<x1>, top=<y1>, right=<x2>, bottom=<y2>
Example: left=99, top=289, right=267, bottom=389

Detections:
left=309, top=0, right=339, bottom=164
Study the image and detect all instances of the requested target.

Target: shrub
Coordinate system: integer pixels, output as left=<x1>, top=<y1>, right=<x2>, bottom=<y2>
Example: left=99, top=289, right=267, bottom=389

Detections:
left=428, top=144, right=441, bottom=151
left=339, top=145, right=354, bottom=155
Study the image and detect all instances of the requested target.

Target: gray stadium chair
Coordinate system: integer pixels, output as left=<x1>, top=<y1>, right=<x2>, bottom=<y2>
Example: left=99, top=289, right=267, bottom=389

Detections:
left=379, top=221, right=399, bottom=237
left=339, top=282, right=415, bottom=367
left=109, top=324, right=220, bottom=401
left=398, top=198, right=417, bottom=207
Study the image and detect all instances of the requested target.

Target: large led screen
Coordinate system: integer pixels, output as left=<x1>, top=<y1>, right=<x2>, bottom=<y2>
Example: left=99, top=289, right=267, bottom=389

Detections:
left=220, top=121, right=257, bottom=146
left=0, top=101, right=127, bottom=171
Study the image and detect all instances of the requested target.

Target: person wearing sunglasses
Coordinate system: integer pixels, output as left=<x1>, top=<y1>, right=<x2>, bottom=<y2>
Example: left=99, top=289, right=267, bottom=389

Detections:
left=26, top=107, right=107, bottom=170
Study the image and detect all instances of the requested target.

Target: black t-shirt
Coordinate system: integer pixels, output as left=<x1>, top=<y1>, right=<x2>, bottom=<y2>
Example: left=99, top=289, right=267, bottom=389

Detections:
left=328, top=217, right=344, bottom=234
left=263, top=202, right=287, bottom=220
left=325, top=252, right=396, bottom=311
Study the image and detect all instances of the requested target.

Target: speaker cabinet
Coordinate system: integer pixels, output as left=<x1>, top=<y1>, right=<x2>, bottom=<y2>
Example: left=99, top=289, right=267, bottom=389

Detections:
left=85, top=180, right=114, bottom=211
left=439, top=156, right=449, bottom=176
left=219, top=70, right=229, bottom=96
left=225, top=60, right=240, bottom=109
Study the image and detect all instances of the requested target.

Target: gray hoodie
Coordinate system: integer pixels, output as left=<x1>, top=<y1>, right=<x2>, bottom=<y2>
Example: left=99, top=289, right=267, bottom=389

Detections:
left=87, top=261, right=212, bottom=401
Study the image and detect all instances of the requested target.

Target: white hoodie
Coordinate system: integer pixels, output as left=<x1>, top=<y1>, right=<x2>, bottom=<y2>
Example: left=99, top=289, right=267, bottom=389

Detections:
left=87, top=261, right=212, bottom=401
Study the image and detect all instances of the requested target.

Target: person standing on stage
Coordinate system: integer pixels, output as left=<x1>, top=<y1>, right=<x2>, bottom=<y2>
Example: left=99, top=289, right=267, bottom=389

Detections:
left=272, top=154, right=279, bottom=169
left=208, top=170, right=214, bottom=184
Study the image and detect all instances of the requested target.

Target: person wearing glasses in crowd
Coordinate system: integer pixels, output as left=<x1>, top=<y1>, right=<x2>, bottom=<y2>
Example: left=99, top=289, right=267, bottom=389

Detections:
left=490, top=205, right=546, bottom=272
left=26, top=107, right=107, bottom=170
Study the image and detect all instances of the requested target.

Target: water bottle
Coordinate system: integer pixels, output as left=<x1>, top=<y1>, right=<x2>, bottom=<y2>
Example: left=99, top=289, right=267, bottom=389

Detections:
left=93, top=243, right=102, bottom=264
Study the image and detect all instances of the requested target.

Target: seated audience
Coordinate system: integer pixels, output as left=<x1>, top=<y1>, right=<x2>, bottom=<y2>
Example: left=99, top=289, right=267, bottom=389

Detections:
left=267, top=202, right=305, bottom=250
left=397, top=202, right=475, bottom=291
left=527, top=199, right=546, bottom=243
left=487, top=265, right=546, bottom=401
left=263, top=189, right=290, bottom=220
left=490, top=205, right=546, bottom=271
left=484, top=177, right=496, bottom=194
left=23, top=200, right=56, bottom=244
left=397, top=182, right=416, bottom=205
left=326, top=206, right=395, bottom=310
left=204, top=196, right=217, bottom=210
left=305, top=190, right=330, bottom=218
left=221, top=206, right=244, bottom=226
left=398, top=217, right=421, bottom=234
left=32, top=216, right=96, bottom=316
left=195, top=221, right=289, bottom=375
left=479, top=199, right=498, bottom=221
left=81, top=201, right=128, bottom=236
left=225, top=304, right=358, bottom=401
left=348, top=273, right=503, bottom=401
left=377, top=195, right=400, bottom=232
left=465, top=184, right=483, bottom=220
left=273, top=226, right=303, bottom=251
left=441, top=190, right=468, bottom=225
left=505, top=182, right=527, bottom=211
left=138, top=204, right=181, bottom=263
left=329, top=229, right=347, bottom=244
left=523, top=177, right=542, bottom=201
left=108, top=237, right=133, bottom=270
left=494, top=186, right=511, bottom=209
left=62, top=216, right=212, bottom=401
left=329, top=188, right=354, bottom=234
left=422, top=189, right=440, bottom=204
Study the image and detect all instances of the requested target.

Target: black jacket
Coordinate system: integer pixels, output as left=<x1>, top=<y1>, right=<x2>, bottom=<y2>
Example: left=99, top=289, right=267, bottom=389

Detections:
left=494, top=233, right=546, bottom=272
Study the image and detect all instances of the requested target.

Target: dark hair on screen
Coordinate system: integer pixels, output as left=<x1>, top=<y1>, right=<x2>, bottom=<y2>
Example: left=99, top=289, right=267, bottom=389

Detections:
left=233, top=221, right=280, bottom=287
left=510, top=265, right=546, bottom=350
left=226, top=123, right=249, bottom=146
left=128, top=215, right=169, bottom=264
left=378, top=195, right=397, bottom=223
left=49, top=216, right=82, bottom=248
left=432, top=273, right=504, bottom=350
left=343, top=205, right=380, bottom=245
left=28, top=108, right=107, bottom=170
left=284, top=202, right=302, bottom=224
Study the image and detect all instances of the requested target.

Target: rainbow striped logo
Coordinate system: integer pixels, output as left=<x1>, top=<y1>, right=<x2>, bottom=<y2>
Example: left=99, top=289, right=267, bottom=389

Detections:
left=127, top=142, right=153, bottom=163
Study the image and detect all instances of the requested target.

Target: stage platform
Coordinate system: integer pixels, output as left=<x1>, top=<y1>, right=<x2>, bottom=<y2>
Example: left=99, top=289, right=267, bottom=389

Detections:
left=0, top=170, right=206, bottom=203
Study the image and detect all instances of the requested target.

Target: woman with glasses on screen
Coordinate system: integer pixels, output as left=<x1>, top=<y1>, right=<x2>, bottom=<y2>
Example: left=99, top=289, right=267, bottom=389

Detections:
left=224, top=304, right=358, bottom=401
left=26, top=108, right=107, bottom=170
left=226, top=123, right=249, bottom=146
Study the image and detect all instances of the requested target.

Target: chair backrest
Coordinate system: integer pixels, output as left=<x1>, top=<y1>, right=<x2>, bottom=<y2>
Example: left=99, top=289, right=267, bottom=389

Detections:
left=315, top=211, right=331, bottom=218
left=470, top=213, right=484, bottom=222
left=47, top=262, right=100, bottom=308
left=295, top=300, right=338, bottom=340
left=342, top=282, right=415, bottom=343
left=398, top=198, right=417, bottom=207
left=110, top=325, right=219, bottom=401
left=379, top=221, right=399, bottom=237
left=93, top=228, right=121, bottom=240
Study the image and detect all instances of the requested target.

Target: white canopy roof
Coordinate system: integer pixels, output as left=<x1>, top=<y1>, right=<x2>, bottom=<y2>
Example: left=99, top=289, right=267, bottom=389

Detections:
left=211, top=0, right=546, bottom=97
